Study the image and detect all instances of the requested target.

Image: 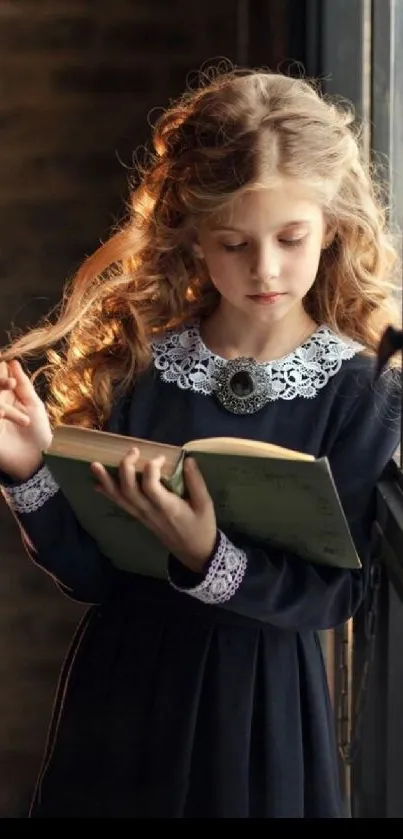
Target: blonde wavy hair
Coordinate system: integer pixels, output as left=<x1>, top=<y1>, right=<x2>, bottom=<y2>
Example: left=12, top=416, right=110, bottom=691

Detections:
left=1, top=66, right=401, bottom=428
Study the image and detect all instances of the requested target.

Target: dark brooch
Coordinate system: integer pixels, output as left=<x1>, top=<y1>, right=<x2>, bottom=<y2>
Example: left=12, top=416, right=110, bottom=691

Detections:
left=214, top=357, right=271, bottom=414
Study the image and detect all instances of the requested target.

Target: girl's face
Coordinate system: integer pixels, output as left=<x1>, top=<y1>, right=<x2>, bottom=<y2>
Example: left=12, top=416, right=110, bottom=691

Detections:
left=195, top=181, right=328, bottom=328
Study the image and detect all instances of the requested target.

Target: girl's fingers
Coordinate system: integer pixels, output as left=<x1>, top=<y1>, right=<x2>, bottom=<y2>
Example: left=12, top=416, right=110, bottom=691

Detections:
left=91, top=455, right=155, bottom=521
left=119, top=448, right=141, bottom=498
left=0, top=402, right=30, bottom=426
left=141, top=456, right=168, bottom=504
left=183, top=457, right=211, bottom=512
left=8, top=360, right=38, bottom=406
left=90, top=462, right=118, bottom=496
left=0, top=377, right=17, bottom=390
left=92, top=450, right=168, bottom=521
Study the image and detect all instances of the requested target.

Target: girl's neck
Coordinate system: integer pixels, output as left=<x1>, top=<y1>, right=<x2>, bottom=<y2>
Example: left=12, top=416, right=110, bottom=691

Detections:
left=200, top=306, right=318, bottom=363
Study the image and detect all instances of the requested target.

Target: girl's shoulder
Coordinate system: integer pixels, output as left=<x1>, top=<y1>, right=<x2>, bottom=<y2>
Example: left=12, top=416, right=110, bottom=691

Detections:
left=329, top=348, right=401, bottom=443
left=332, top=344, right=401, bottom=398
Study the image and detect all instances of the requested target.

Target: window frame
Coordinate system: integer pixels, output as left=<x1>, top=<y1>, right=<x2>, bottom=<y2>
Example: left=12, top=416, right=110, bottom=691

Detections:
left=305, top=0, right=403, bottom=818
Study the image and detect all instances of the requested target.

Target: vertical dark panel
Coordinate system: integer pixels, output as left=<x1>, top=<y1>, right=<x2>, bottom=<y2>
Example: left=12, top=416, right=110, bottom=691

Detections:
left=351, top=1, right=403, bottom=818
left=386, top=581, right=403, bottom=816
left=304, top=0, right=322, bottom=76
left=246, top=0, right=308, bottom=72
left=314, top=0, right=370, bottom=124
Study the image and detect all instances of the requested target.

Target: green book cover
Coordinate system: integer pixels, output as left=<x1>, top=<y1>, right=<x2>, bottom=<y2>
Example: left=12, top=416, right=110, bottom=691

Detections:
left=43, top=444, right=360, bottom=579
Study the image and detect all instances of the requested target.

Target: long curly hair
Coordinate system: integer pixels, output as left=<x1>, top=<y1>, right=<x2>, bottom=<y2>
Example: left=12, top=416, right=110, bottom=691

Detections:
left=1, top=66, right=400, bottom=428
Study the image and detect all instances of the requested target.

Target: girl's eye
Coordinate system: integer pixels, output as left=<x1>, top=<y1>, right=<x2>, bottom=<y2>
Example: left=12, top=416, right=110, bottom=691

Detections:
left=222, top=242, right=248, bottom=252
left=279, top=237, right=305, bottom=248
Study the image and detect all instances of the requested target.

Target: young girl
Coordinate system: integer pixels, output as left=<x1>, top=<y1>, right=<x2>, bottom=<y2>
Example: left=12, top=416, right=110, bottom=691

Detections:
left=0, top=68, right=400, bottom=819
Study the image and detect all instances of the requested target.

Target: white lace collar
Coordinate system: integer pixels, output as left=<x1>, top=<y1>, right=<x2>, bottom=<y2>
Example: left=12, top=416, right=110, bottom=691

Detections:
left=151, top=321, right=364, bottom=402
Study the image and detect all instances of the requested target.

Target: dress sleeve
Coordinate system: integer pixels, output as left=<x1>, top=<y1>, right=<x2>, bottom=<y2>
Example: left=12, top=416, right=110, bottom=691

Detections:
left=1, top=464, right=114, bottom=604
left=168, top=367, right=401, bottom=630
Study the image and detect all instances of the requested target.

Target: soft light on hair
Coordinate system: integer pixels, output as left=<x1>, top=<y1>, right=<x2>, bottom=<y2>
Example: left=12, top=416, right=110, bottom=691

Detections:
left=1, top=66, right=400, bottom=427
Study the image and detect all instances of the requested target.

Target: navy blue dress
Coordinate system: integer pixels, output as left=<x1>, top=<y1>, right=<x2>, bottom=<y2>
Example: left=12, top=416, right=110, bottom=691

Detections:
left=1, top=322, right=400, bottom=818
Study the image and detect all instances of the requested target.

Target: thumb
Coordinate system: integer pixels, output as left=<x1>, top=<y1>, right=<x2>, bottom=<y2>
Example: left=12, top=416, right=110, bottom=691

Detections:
left=184, top=457, right=211, bottom=511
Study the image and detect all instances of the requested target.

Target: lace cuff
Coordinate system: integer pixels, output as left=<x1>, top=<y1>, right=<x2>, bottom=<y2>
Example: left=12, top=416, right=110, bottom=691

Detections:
left=1, top=464, right=60, bottom=513
left=169, top=530, right=248, bottom=605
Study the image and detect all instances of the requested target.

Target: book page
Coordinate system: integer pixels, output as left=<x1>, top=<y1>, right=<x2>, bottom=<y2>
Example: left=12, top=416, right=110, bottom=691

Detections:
left=191, top=451, right=360, bottom=568
left=185, top=436, right=314, bottom=462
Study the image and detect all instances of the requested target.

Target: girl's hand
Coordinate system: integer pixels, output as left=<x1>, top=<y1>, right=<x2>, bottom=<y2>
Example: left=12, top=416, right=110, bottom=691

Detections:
left=0, top=360, right=53, bottom=481
left=90, top=448, right=217, bottom=573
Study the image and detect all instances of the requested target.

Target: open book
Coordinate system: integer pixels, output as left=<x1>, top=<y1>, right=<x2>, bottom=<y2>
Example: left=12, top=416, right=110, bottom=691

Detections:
left=43, top=424, right=361, bottom=579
